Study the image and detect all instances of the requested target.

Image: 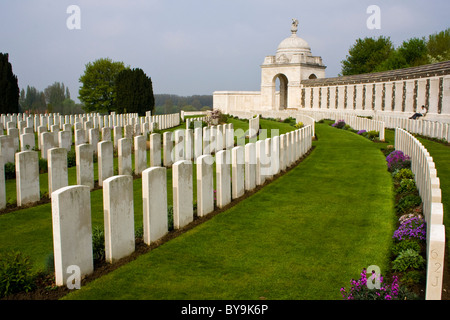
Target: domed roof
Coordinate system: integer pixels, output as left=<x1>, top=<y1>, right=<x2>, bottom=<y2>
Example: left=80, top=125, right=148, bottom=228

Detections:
left=276, top=33, right=311, bottom=56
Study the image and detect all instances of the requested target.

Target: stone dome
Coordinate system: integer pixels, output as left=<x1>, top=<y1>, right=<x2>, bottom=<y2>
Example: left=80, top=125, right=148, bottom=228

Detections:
left=276, top=34, right=312, bottom=57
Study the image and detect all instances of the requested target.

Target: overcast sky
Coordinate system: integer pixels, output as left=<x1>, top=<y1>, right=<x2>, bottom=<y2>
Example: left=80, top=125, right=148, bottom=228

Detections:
left=0, top=0, right=449, bottom=102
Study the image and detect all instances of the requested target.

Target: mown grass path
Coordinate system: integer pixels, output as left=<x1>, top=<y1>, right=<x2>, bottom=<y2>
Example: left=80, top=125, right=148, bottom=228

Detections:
left=64, top=122, right=395, bottom=300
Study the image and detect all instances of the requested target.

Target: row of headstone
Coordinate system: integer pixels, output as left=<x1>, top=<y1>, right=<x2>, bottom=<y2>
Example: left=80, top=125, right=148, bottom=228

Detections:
left=0, top=112, right=181, bottom=165
left=333, top=114, right=386, bottom=141
left=50, top=125, right=314, bottom=287
left=377, top=115, right=450, bottom=142
left=394, top=128, right=445, bottom=300
left=1, top=111, right=180, bottom=133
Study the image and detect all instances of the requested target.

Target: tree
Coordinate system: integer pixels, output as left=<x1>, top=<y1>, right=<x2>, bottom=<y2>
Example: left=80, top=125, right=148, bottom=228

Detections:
left=44, top=82, right=69, bottom=114
left=398, top=37, right=428, bottom=67
left=426, top=28, right=450, bottom=62
left=78, top=58, right=128, bottom=114
left=0, top=53, right=20, bottom=114
left=114, top=68, right=154, bottom=116
left=340, top=36, right=394, bottom=75
left=20, top=85, right=47, bottom=113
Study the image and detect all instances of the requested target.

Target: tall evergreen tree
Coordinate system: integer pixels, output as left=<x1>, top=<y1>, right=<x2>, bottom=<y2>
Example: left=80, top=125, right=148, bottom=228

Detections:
left=0, top=53, right=20, bottom=114
left=115, top=68, right=154, bottom=116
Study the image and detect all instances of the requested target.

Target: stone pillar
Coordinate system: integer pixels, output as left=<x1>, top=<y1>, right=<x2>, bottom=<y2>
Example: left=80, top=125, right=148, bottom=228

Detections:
left=134, top=135, right=147, bottom=175
left=52, top=185, right=93, bottom=287
left=149, top=133, right=161, bottom=167
left=103, top=175, right=135, bottom=263
left=76, top=143, right=94, bottom=190
left=98, top=141, right=114, bottom=187
left=142, top=167, right=168, bottom=245
left=118, top=138, right=132, bottom=176
left=172, top=160, right=193, bottom=229
left=48, top=148, right=68, bottom=197
left=15, top=151, right=40, bottom=206
left=196, top=154, right=214, bottom=217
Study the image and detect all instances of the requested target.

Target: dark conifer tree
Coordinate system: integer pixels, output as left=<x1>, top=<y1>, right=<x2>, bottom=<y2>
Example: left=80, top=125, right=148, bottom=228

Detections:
left=115, top=68, right=154, bottom=116
left=0, top=53, right=20, bottom=114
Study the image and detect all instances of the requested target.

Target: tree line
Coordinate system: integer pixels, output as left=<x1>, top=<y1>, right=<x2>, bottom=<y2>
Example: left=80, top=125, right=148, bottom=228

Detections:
left=153, top=94, right=212, bottom=115
left=340, top=28, right=450, bottom=76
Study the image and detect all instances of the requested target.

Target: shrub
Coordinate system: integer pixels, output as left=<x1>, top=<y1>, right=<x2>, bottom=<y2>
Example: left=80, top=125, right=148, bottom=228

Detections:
left=4, top=162, right=15, bottom=180
left=0, top=250, right=36, bottom=298
left=367, top=131, right=379, bottom=140
left=393, top=168, right=414, bottom=181
left=395, top=194, right=422, bottom=214
left=168, top=205, right=174, bottom=231
left=332, top=120, right=346, bottom=129
left=395, top=179, right=417, bottom=195
left=401, top=270, right=425, bottom=287
left=67, top=150, right=76, bottom=168
left=357, top=130, right=367, bottom=135
left=295, top=122, right=304, bottom=129
left=393, top=215, right=426, bottom=241
left=92, top=226, right=105, bottom=262
left=340, top=268, right=402, bottom=300
left=386, top=150, right=411, bottom=172
left=391, top=239, right=421, bottom=257
left=39, top=158, right=48, bottom=174
left=392, top=249, right=426, bottom=273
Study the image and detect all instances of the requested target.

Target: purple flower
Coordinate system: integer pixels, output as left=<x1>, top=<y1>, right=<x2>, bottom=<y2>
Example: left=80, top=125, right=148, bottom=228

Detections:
left=393, top=216, right=426, bottom=241
left=357, top=130, right=367, bottom=135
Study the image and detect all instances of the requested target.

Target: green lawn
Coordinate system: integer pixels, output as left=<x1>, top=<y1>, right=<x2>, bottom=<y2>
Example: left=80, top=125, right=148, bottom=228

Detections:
left=0, top=117, right=295, bottom=273
left=62, top=121, right=395, bottom=300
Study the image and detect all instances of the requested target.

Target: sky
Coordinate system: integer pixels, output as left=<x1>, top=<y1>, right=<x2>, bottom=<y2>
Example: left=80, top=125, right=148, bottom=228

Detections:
left=0, top=0, right=449, bottom=103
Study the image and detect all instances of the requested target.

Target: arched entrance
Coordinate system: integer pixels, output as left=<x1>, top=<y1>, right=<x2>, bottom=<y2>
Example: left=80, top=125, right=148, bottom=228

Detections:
left=273, top=74, right=288, bottom=110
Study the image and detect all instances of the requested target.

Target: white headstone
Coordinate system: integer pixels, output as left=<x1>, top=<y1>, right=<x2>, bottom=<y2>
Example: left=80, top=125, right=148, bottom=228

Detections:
left=142, top=167, right=168, bottom=244
left=103, top=175, right=135, bottom=263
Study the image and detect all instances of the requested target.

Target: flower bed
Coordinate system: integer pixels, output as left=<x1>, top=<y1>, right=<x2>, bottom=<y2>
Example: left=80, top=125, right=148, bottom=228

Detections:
left=340, top=150, right=426, bottom=300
